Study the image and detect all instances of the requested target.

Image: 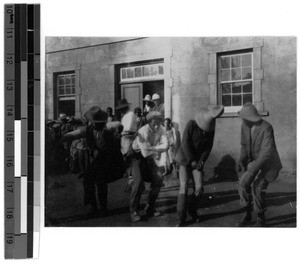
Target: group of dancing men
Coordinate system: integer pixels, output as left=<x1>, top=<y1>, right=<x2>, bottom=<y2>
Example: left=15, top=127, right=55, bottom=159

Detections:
left=46, top=92, right=282, bottom=227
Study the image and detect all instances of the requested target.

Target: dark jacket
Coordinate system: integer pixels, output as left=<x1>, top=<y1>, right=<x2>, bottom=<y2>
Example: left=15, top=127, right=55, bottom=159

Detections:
left=239, top=119, right=282, bottom=177
left=175, top=120, right=215, bottom=166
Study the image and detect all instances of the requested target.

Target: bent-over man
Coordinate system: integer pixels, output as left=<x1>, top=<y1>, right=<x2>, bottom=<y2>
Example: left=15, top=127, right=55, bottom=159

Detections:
left=237, top=103, right=282, bottom=227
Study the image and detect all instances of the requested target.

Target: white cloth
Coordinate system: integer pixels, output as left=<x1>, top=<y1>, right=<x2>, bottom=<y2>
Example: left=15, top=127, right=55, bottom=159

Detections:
left=121, top=111, right=137, bottom=155
left=132, top=124, right=169, bottom=167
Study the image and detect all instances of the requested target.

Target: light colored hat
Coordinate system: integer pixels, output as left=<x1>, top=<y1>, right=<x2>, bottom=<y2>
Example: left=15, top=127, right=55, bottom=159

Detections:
left=152, top=93, right=160, bottom=101
left=146, top=111, right=164, bottom=122
left=143, top=94, right=152, bottom=102
left=115, top=98, right=131, bottom=110
left=59, top=113, right=67, bottom=120
left=238, top=103, right=261, bottom=122
left=83, top=106, right=107, bottom=123
left=195, top=105, right=224, bottom=132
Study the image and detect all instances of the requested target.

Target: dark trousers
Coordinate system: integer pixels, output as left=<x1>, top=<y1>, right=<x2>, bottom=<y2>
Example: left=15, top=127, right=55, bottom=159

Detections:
left=130, top=155, right=163, bottom=212
left=78, top=149, right=89, bottom=174
left=83, top=155, right=108, bottom=210
left=177, top=165, right=204, bottom=221
left=238, top=168, right=280, bottom=213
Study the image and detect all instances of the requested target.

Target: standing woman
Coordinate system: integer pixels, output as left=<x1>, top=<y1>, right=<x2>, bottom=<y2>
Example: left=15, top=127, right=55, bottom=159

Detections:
left=175, top=105, right=224, bottom=227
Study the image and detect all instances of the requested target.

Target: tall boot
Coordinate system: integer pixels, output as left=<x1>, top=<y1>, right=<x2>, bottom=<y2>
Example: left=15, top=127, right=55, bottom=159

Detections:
left=255, top=212, right=265, bottom=227
left=177, top=194, right=187, bottom=226
left=188, top=192, right=202, bottom=223
left=237, top=206, right=252, bottom=227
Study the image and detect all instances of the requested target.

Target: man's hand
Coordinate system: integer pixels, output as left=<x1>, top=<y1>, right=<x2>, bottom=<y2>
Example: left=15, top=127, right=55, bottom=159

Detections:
left=197, top=160, right=204, bottom=171
left=237, top=162, right=244, bottom=173
left=191, top=161, right=197, bottom=169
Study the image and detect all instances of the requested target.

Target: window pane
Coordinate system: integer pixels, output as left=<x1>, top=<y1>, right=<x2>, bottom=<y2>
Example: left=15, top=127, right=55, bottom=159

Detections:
left=58, top=76, right=64, bottom=85
left=232, top=83, right=242, bottom=93
left=135, top=67, right=142, bottom=77
left=65, top=76, right=71, bottom=85
left=159, top=65, right=164, bottom=75
left=59, top=87, right=65, bottom=95
left=143, top=66, right=150, bottom=76
left=221, top=57, right=230, bottom=69
left=222, top=95, right=231, bottom=106
left=221, top=83, right=231, bottom=94
left=71, top=75, right=75, bottom=84
left=121, top=68, right=126, bottom=79
left=242, top=54, right=252, bottom=67
left=127, top=68, right=134, bottom=78
left=242, top=67, right=252, bottom=80
left=150, top=66, right=158, bottom=76
left=232, top=68, right=241, bottom=80
left=232, top=95, right=242, bottom=106
left=221, top=69, right=231, bottom=81
left=243, top=82, right=252, bottom=92
left=231, top=55, right=241, bottom=68
left=65, top=85, right=72, bottom=94
left=72, top=87, right=75, bottom=94
left=243, top=94, right=253, bottom=104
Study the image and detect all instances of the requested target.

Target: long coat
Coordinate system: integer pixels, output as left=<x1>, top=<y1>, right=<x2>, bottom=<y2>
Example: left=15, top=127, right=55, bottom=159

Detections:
left=175, top=120, right=215, bottom=167
left=239, top=119, right=282, bottom=181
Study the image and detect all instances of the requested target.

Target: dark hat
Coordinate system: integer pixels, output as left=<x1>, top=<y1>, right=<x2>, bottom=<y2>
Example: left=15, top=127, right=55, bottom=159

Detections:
left=46, top=120, right=55, bottom=126
left=238, top=103, right=261, bottom=122
left=134, top=107, right=142, bottom=113
left=195, top=105, right=224, bottom=132
left=115, top=98, right=131, bottom=110
left=83, top=106, right=107, bottom=123
left=146, top=111, right=164, bottom=122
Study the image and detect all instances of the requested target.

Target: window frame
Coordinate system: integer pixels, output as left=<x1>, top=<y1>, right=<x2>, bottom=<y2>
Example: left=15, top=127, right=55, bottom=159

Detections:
left=217, top=51, right=254, bottom=113
left=55, top=71, right=76, bottom=118
left=207, top=38, right=268, bottom=117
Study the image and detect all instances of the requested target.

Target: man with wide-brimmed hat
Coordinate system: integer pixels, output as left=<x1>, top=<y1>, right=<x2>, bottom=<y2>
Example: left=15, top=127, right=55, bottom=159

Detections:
left=129, top=111, right=169, bottom=222
left=143, top=94, right=154, bottom=116
left=175, top=105, right=224, bottom=227
left=237, top=103, right=282, bottom=227
left=62, top=106, right=125, bottom=215
left=152, top=93, right=164, bottom=118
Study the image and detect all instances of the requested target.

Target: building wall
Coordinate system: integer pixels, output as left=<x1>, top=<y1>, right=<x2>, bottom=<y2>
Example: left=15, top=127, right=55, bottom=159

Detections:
left=45, top=37, right=296, bottom=175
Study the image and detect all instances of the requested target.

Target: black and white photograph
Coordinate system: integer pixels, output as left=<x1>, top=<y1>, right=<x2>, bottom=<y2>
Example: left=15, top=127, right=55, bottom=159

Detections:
left=0, top=0, right=299, bottom=263
left=44, top=36, right=296, bottom=228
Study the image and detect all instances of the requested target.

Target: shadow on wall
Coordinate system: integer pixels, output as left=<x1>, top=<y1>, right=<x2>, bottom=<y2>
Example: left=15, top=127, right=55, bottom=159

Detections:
left=212, top=154, right=239, bottom=182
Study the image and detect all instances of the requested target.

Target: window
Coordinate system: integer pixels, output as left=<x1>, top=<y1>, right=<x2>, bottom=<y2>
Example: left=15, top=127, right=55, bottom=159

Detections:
left=56, top=72, right=75, bottom=117
left=120, top=63, right=164, bottom=82
left=218, top=52, right=253, bottom=112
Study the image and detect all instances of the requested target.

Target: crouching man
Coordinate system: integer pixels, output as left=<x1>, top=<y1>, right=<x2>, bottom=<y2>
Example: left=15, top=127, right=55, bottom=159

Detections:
left=175, top=105, right=224, bottom=227
left=130, top=111, right=169, bottom=222
left=237, top=103, right=282, bottom=227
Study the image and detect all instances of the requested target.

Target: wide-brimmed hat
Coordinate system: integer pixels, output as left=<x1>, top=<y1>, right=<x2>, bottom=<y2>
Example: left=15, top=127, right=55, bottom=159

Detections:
left=146, top=111, right=164, bottom=122
left=84, top=106, right=107, bottom=123
left=115, top=98, right=131, bottom=110
left=134, top=107, right=142, bottom=113
left=195, top=105, right=224, bottom=132
left=152, top=93, right=160, bottom=101
left=59, top=113, right=67, bottom=120
left=46, top=120, right=55, bottom=126
left=143, top=94, right=152, bottom=102
left=238, top=103, right=261, bottom=122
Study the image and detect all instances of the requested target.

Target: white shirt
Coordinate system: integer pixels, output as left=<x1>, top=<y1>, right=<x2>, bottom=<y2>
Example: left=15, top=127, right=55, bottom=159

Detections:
left=121, top=111, right=137, bottom=134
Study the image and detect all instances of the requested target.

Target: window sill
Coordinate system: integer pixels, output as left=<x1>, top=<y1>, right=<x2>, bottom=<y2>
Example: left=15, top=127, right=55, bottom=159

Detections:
left=219, top=111, right=269, bottom=118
